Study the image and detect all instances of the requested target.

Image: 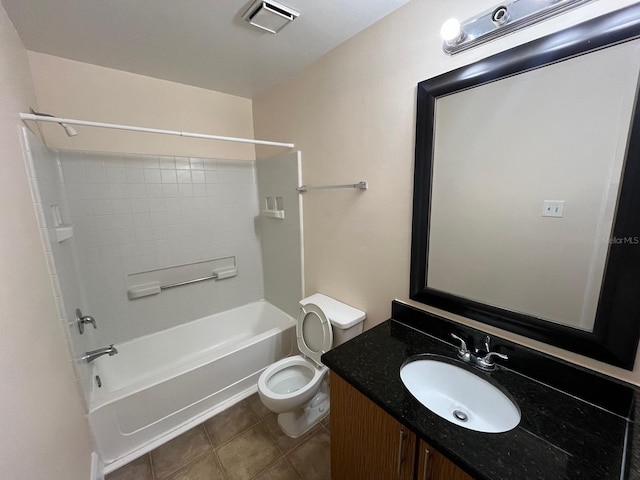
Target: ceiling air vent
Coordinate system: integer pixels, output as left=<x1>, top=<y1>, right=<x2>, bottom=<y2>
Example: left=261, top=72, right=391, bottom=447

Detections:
left=242, top=0, right=300, bottom=34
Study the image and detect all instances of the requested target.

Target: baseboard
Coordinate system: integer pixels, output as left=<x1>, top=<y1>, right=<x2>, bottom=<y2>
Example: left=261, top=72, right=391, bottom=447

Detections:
left=91, top=452, right=104, bottom=480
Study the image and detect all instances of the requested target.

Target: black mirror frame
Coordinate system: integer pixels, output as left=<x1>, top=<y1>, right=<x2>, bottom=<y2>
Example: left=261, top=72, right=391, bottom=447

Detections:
left=410, top=4, right=640, bottom=370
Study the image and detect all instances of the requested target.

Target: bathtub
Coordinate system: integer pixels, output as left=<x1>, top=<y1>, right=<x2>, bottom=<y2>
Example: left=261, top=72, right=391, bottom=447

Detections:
left=89, top=300, right=295, bottom=472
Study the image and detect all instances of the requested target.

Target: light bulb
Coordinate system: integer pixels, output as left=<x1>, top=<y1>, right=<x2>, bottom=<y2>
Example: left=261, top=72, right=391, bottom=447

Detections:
left=440, top=18, right=462, bottom=44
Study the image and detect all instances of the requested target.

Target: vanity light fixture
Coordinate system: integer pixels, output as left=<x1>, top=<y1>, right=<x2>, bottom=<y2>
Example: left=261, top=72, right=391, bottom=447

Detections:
left=441, top=0, right=593, bottom=55
left=242, top=0, right=300, bottom=34
left=440, top=18, right=463, bottom=46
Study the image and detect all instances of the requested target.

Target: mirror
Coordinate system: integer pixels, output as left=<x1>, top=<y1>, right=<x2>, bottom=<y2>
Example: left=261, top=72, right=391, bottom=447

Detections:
left=410, top=5, right=640, bottom=370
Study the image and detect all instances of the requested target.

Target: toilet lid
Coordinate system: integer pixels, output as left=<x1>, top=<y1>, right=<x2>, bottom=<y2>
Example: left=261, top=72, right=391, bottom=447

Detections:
left=297, top=303, right=333, bottom=367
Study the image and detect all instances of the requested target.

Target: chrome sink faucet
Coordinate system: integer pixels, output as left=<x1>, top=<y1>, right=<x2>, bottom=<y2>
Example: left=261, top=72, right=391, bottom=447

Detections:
left=83, top=345, right=118, bottom=363
left=450, top=333, right=508, bottom=371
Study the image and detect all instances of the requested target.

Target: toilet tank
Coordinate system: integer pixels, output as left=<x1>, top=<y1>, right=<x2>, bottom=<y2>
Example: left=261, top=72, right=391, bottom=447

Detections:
left=300, top=293, right=366, bottom=347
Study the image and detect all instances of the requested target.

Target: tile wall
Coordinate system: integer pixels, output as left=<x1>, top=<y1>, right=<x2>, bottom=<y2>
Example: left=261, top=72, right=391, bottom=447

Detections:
left=256, top=151, right=304, bottom=318
left=20, top=126, right=94, bottom=401
left=59, top=150, right=265, bottom=346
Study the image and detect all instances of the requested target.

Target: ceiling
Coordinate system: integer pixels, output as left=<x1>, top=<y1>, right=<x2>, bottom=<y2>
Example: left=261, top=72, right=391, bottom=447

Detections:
left=3, top=0, right=411, bottom=99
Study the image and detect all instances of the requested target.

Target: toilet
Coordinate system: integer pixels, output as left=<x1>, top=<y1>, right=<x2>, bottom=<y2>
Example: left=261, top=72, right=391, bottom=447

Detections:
left=258, top=293, right=365, bottom=438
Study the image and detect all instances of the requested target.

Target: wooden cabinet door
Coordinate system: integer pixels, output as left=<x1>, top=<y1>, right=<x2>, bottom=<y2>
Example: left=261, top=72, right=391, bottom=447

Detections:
left=330, top=373, right=416, bottom=480
left=416, top=439, right=474, bottom=480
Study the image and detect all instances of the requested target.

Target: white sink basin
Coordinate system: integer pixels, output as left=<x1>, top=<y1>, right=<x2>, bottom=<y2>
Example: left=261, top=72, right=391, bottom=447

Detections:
left=400, top=356, right=520, bottom=433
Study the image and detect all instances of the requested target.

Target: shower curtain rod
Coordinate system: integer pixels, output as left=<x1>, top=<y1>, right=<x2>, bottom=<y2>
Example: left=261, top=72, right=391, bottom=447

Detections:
left=19, top=113, right=295, bottom=148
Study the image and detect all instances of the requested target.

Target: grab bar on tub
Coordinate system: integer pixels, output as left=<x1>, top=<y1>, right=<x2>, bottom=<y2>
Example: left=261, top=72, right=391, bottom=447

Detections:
left=160, top=273, right=219, bottom=290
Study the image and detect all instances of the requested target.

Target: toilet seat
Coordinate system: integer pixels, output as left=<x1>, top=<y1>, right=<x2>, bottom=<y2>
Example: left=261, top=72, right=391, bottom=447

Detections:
left=258, top=303, right=333, bottom=414
left=297, top=303, right=333, bottom=367
left=257, top=295, right=365, bottom=438
left=258, top=355, right=328, bottom=413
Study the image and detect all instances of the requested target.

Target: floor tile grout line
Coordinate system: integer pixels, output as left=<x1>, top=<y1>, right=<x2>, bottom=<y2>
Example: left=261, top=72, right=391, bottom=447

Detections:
left=195, top=424, right=233, bottom=480
left=148, top=452, right=156, bottom=480
left=247, top=453, right=287, bottom=480
left=159, top=448, right=215, bottom=480
left=201, top=420, right=215, bottom=448
left=152, top=425, right=213, bottom=480
left=209, top=414, right=262, bottom=450
left=214, top=421, right=279, bottom=479
left=266, top=422, right=325, bottom=457
left=212, top=447, right=231, bottom=480
left=282, top=454, right=303, bottom=480
left=285, top=425, right=331, bottom=479
left=202, top=417, right=231, bottom=480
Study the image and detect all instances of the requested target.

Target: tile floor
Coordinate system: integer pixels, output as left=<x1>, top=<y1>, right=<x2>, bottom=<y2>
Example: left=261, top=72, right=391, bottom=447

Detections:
left=106, top=393, right=331, bottom=480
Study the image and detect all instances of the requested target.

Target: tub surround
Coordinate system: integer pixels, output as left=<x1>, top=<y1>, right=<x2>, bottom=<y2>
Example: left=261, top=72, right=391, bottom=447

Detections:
left=322, top=301, right=640, bottom=480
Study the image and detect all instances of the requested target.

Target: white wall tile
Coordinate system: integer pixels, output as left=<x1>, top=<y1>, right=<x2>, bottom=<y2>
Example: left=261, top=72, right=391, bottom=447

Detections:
left=144, top=169, right=162, bottom=184
left=90, top=184, right=110, bottom=200
left=128, top=184, right=146, bottom=198
left=108, top=183, right=129, bottom=199
left=146, top=184, right=164, bottom=198
left=161, top=169, right=177, bottom=183
left=58, top=151, right=265, bottom=345
left=111, top=198, right=132, bottom=214
left=158, top=156, right=175, bottom=169
left=205, top=171, right=219, bottom=184
left=26, top=143, right=96, bottom=401
left=162, top=184, right=179, bottom=197
left=190, top=158, right=204, bottom=170
left=175, top=158, right=190, bottom=170
left=62, top=161, right=85, bottom=183
left=84, top=165, right=107, bottom=184
left=91, top=199, right=112, bottom=216
left=130, top=198, right=149, bottom=213
left=106, top=167, right=126, bottom=183
left=179, top=184, right=193, bottom=197
left=126, top=168, right=145, bottom=184
left=143, top=157, right=160, bottom=169
left=193, top=185, right=208, bottom=197
left=122, top=154, right=143, bottom=168
left=191, top=170, right=206, bottom=184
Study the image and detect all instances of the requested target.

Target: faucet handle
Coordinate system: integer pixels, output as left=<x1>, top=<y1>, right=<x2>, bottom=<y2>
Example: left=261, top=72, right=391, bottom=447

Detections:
left=475, top=351, right=508, bottom=370
left=484, top=335, right=491, bottom=353
left=83, top=315, right=97, bottom=329
left=76, top=308, right=97, bottom=334
left=450, top=333, right=468, bottom=351
left=451, top=333, right=471, bottom=362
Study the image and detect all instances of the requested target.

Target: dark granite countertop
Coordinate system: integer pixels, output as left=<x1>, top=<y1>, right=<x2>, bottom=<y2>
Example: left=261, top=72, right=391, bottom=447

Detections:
left=322, top=301, right=640, bottom=480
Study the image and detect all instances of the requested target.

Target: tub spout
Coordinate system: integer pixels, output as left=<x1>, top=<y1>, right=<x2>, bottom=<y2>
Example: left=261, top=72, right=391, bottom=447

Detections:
left=84, top=345, right=118, bottom=363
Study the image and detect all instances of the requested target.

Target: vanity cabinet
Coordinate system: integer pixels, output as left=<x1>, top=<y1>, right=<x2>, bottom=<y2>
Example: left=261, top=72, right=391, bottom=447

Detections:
left=417, top=439, right=473, bottom=480
left=330, top=373, right=473, bottom=480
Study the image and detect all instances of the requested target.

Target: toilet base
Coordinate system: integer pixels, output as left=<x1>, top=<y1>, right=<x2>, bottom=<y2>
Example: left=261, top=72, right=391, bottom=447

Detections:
left=277, top=390, right=330, bottom=438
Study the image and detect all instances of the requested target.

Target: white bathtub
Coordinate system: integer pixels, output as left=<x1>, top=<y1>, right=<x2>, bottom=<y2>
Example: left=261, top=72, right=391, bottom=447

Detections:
left=89, top=300, right=295, bottom=472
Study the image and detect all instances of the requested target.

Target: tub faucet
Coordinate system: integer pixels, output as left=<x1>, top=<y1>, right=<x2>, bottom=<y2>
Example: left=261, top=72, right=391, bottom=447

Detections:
left=83, top=345, right=118, bottom=363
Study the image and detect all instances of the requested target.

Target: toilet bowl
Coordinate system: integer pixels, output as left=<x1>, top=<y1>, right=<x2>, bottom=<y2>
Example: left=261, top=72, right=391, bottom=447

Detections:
left=258, top=356, right=328, bottom=413
left=257, top=294, right=365, bottom=438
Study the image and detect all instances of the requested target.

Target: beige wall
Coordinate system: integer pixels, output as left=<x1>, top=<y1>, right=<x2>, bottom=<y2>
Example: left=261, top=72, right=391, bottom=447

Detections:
left=253, top=0, right=640, bottom=385
left=27, top=52, right=257, bottom=160
left=0, top=3, right=93, bottom=479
